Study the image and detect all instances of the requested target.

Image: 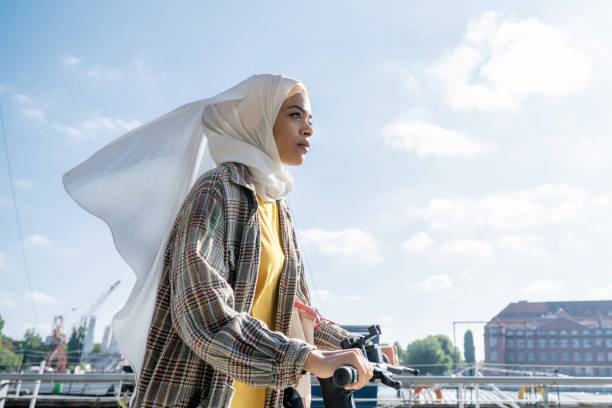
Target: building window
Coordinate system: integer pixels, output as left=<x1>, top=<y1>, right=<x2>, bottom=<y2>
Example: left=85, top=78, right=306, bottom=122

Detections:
left=575, top=367, right=582, bottom=375
left=571, top=330, right=579, bottom=335
left=599, top=367, right=607, bottom=376
left=517, top=339, right=525, bottom=348
left=596, top=338, right=604, bottom=347
left=518, top=352, right=525, bottom=362
left=583, top=330, right=590, bottom=335
left=585, top=367, right=594, bottom=376
left=490, top=328, right=498, bottom=335
left=607, top=352, right=612, bottom=362
left=595, top=330, right=603, bottom=335
left=490, top=336, right=498, bottom=347
left=560, top=330, right=568, bottom=336
left=491, top=351, right=498, bottom=361
left=574, top=352, right=581, bottom=362
left=597, top=352, right=605, bottom=362
left=527, top=340, right=534, bottom=349
left=550, top=339, right=557, bottom=348
left=571, top=339, right=580, bottom=348
left=562, top=352, right=569, bottom=362
left=526, top=330, right=534, bottom=336
left=606, top=330, right=612, bottom=335
left=507, top=339, right=514, bottom=348
left=538, top=339, right=546, bottom=348
left=583, top=338, right=591, bottom=347
left=517, top=330, right=524, bottom=336
left=528, top=352, right=535, bottom=362
left=507, top=330, right=514, bottom=336
left=539, top=352, right=546, bottom=362
left=508, top=352, right=515, bottom=362
left=606, top=339, right=612, bottom=347
left=548, top=330, right=556, bottom=336
left=550, top=351, right=558, bottom=362
left=585, top=352, right=592, bottom=362
left=560, top=339, right=568, bottom=348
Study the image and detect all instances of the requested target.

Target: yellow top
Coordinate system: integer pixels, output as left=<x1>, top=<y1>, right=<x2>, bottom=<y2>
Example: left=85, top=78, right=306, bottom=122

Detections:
left=230, top=195, right=286, bottom=408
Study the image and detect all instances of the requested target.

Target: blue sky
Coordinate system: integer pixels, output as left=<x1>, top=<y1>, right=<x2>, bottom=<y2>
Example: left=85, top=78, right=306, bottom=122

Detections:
left=1, top=1, right=611, bottom=361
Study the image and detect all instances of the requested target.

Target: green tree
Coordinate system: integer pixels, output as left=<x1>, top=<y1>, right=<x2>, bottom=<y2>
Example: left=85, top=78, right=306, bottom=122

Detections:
left=67, top=325, right=86, bottom=364
left=393, top=341, right=405, bottom=362
left=464, top=330, right=475, bottom=364
left=402, top=334, right=463, bottom=375
left=0, top=314, right=22, bottom=372
left=18, top=328, right=48, bottom=368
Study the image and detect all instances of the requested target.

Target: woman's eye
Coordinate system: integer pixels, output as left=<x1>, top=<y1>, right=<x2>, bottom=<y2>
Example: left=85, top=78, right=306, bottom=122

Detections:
left=290, top=112, right=301, bottom=119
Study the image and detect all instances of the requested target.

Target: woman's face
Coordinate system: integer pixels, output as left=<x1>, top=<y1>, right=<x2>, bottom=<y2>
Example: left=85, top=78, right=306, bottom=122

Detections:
left=273, top=91, right=313, bottom=166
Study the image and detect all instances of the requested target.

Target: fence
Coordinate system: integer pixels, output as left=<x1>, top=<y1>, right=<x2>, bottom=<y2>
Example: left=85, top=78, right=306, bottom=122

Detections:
left=1, top=373, right=612, bottom=407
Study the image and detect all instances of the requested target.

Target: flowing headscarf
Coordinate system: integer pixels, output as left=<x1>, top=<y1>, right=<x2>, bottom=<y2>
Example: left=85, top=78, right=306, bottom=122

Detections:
left=63, top=74, right=306, bottom=380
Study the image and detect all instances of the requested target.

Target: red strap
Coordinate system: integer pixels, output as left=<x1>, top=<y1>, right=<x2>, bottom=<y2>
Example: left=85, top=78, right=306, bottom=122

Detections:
left=294, top=300, right=337, bottom=331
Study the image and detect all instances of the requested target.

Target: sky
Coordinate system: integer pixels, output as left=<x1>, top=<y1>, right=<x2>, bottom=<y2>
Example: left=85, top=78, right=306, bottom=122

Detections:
left=1, top=1, right=611, bottom=363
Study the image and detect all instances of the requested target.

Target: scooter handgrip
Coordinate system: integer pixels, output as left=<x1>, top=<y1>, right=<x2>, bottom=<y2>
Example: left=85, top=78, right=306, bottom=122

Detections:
left=332, top=365, right=358, bottom=388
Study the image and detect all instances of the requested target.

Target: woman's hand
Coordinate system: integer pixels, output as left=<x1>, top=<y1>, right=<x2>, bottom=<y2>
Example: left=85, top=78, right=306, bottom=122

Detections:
left=303, top=349, right=373, bottom=390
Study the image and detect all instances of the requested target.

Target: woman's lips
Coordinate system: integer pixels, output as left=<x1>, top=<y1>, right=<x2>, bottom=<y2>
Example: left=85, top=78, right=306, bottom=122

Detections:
left=298, top=142, right=310, bottom=153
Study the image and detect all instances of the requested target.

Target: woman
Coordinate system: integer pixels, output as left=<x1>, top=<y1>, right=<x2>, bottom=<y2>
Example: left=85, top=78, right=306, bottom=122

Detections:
left=64, top=74, right=372, bottom=408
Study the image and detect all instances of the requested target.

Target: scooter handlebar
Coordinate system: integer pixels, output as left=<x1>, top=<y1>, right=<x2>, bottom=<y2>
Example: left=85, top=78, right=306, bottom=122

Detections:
left=332, top=366, right=358, bottom=388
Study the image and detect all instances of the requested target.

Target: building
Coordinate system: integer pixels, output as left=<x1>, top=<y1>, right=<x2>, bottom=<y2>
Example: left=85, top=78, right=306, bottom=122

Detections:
left=484, top=300, right=612, bottom=376
left=82, top=315, right=96, bottom=354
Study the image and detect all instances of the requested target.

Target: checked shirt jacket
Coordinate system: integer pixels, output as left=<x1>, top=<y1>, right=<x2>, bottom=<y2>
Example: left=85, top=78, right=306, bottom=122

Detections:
left=132, top=162, right=351, bottom=408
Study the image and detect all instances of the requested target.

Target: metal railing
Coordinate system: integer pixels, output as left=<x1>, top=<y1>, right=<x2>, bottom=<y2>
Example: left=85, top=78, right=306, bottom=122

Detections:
left=2, top=373, right=612, bottom=407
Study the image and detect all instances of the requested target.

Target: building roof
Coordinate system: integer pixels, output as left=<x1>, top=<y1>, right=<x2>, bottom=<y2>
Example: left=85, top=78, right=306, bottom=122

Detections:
left=488, top=300, right=612, bottom=330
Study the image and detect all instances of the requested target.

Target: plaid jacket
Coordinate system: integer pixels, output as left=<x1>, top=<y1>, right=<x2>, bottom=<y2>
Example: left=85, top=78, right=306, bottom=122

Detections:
left=133, top=162, right=352, bottom=408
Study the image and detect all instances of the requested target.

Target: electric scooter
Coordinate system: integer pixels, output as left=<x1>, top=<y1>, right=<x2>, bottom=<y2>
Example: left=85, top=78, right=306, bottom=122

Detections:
left=284, top=325, right=419, bottom=408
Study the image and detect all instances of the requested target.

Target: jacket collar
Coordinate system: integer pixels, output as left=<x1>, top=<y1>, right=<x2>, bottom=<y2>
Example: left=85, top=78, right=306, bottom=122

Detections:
left=223, top=162, right=256, bottom=193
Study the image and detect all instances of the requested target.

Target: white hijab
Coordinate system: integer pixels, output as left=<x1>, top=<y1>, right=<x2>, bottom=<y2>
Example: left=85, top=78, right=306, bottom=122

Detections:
left=63, top=74, right=305, bottom=380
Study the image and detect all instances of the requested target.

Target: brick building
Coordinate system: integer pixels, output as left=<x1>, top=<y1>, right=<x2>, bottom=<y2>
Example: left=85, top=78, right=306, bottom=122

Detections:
left=484, top=300, right=612, bottom=376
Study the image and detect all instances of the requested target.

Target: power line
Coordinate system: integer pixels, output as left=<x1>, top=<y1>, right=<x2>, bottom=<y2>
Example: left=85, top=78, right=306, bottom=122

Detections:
left=0, top=105, right=38, bottom=325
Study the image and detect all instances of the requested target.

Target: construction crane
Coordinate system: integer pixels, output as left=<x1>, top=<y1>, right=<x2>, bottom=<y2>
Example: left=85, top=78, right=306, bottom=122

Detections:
left=78, top=280, right=121, bottom=327
left=45, top=316, right=67, bottom=373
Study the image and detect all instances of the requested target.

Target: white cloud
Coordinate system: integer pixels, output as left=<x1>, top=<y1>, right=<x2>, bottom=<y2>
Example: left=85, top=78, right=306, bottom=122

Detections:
left=300, top=228, right=383, bottom=264
left=382, top=119, right=490, bottom=158
left=26, top=234, right=52, bottom=246
left=342, top=295, right=361, bottom=301
left=418, top=274, right=453, bottom=293
left=62, top=55, right=81, bottom=66
left=13, top=93, right=35, bottom=104
left=87, top=67, right=122, bottom=80
left=441, top=239, right=495, bottom=257
left=0, top=292, right=17, bottom=308
left=15, top=179, right=32, bottom=189
left=24, top=290, right=59, bottom=305
left=312, top=289, right=333, bottom=302
left=20, top=108, right=47, bottom=124
left=0, top=298, right=17, bottom=308
left=519, top=280, right=564, bottom=298
left=590, top=284, right=612, bottom=299
left=51, top=115, right=141, bottom=139
left=497, top=234, right=547, bottom=256
left=402, top=232, right=434, bottom=252
left=431, top=11, right=592, bottom=112
left=410, top=185, right=598, bottom=231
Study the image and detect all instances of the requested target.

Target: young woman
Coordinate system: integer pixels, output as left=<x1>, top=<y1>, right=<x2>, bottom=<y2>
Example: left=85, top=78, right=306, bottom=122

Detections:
left=64, top=74, right=372, bottom=408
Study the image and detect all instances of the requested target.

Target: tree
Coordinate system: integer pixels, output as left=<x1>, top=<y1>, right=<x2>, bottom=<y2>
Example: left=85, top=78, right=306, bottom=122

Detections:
left=0, top=314, right=21, bottom=372
left=67, top=325, right=86, bottom=364
left=393, top=341, right=405, bottom=362
left=464, top=330, right=475, bottom=364
left=402, top=334, right=463, bottom=375
left=18, top=328, right=48, bottom=368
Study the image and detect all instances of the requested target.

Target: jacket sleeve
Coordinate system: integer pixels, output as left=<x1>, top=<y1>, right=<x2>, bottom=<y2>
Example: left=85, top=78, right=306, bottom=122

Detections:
left=295, top=265, right=353, bottom=351
left=169, top=180, right=314, bottom=389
